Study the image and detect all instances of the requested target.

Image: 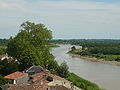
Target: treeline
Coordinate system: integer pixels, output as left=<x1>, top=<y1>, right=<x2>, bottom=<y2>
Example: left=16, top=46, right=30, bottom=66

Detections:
left=0, top=39, right=8, bottom=46
left=52, top=39, right=120, bottom=55
left=78, top=41, right=120, bottom=55
left=0, top=39, right=8, bottom=55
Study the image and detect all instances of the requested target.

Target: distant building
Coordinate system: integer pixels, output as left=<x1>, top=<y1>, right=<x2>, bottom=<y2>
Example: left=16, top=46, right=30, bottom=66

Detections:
left=4, top=71, right=28, bottom=84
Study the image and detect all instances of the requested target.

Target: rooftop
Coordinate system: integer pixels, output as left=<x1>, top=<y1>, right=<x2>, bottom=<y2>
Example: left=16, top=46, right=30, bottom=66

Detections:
left=48, top=73, right=71, bottom=83
left=50, top=85, right=72, bottom=90
left=4, top=71, right=28, bottom=80
left=26, top=65, right=43, bottom=75
left=0, top=54, right=8, bottom=59
left=31, top=72, right=71, bottom=83
left=3, top=84, right=48, bottom=90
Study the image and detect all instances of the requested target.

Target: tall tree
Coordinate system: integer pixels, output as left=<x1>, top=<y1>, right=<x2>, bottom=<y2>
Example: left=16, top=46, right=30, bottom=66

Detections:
left=7, top=21, right=53, bottom=70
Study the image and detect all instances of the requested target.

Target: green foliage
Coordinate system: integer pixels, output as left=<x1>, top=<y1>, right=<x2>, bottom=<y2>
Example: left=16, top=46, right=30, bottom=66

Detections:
left=47, top=44, right=59, bottom=48
left=68, top=48, right=82, bottom=55
left=67, top=73, right=101, bottom=90
left=71, top=46, right=76, bottom=51
left=7, top=21, right=53, bottom=70
left=49, top=60, right=59, bottom=75
left=0, top=60, right=19, bottom=76
left=0, top=39, right=8, bottom=46
left=54, top=39, right=120, bottom=61
left=0, top=76, right=12, bottom=85
left=0, top=47, right=6, bottom=55
left=57, top=61, right=69, bottom=78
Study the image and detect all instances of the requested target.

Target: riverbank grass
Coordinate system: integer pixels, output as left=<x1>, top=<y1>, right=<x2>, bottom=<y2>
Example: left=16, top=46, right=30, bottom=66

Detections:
left=69, top=48, right=120, bottom=62
left=47, top=44, right=59, bottom=48
left=67, top=73, right=102, bottom=90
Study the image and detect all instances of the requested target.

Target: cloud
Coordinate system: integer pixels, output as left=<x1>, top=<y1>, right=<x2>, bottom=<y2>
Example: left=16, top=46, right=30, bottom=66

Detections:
left=0, top=0, right=22, bottom=8
left=0, top=0, right=120, bottom=39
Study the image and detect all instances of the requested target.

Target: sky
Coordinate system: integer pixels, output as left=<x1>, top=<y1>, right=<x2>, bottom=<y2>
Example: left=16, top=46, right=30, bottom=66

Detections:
left=0, top=0, right=120, bottom=39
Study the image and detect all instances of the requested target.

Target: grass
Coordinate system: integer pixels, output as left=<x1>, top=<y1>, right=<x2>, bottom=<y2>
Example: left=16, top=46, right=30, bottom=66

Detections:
left=69, top=48, right=120, bottom=61
left=68, top=48, right=82, bottom=55
left=47, top=44, right=59, bottom=48
left=67, top=73, right=102, bottom=90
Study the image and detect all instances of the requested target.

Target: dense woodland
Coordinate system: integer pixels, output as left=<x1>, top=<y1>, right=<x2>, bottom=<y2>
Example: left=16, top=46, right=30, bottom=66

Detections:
left=52, top=39, right=120, bottom=61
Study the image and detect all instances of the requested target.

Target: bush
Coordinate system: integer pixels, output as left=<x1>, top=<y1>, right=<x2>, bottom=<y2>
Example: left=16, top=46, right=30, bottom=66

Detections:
left=0, top=76, right=13, bottom=85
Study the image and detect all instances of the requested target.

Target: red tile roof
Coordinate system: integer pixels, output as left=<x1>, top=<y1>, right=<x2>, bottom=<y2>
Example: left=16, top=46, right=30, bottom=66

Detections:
left=4, top=71, right=28, bottom=80
left=31, top=72, right=71, bottom=83
left=5, top=84, right=48, bottom=90
left=34, top=80, right=49, bottom=86
left=0, top=54, right=8, bottom=59
left=50, top=85, right=72, bottom=90
left=47, top=73, right=71, bottom=83
left=31, top=72, right=46, bottom=82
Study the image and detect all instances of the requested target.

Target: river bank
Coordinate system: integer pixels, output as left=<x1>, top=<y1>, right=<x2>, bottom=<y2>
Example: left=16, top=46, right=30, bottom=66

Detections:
left=68, top=52, right=120, bottom=66
left=52, top=44, right=120, bottom=90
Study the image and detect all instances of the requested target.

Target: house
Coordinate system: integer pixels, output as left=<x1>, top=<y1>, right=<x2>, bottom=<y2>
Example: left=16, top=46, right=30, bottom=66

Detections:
left=4, top=71, right=28, bottom=84
left=29, top=72, right=81, bottom=90
left=3, top=66, right=81, bottom=90
left=49, top=85, right=72, bottom=90
left=25, top=65, right=44, bottom=76
left=1, top=84, right=48, bottom=90
left=46, top=73, right=72, bottom=89
left=0, top=54, right=8, bottom=60
left=29, top=72, right=73, bottom=89
left=29, top=72, right=50, bottom=85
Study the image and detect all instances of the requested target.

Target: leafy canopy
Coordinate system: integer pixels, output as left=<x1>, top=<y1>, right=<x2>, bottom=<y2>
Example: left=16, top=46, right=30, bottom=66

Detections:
left=7, top=21, right=53, bottom=70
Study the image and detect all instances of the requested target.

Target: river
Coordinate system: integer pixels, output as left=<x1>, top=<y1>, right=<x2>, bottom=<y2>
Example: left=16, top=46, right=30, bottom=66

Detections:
left=51, top=44, right=120, bottom=90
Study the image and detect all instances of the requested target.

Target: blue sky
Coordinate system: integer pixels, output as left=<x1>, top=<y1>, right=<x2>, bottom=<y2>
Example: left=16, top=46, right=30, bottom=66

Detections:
left=0, top=0, right=120, bottom=39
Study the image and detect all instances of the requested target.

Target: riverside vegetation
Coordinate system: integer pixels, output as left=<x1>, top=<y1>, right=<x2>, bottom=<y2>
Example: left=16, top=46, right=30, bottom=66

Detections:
left=0, top=22, right=101, bottom=90
left=52, top=39, right=120, bottom=62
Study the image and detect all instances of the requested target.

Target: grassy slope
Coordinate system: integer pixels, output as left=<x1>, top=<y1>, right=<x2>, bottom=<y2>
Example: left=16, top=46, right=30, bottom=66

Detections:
left=67, top=73, right=102, bottom=90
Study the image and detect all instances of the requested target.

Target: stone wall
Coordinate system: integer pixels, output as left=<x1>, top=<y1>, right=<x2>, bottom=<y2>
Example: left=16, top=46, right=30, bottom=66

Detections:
left=16, top=74, right=28, bottom=84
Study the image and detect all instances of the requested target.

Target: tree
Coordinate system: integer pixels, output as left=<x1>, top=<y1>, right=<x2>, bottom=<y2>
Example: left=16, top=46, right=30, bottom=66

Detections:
left=71, top=46, right=76, bottom=51
left=7, top=21, right=53, bottom=70
left=0, top=60, right=19, bottom=76
left=57, top=61, right=69, bottom=78
left=0, top=76, right=12, bottom=85
left=48, top=59, right=59, bottom=75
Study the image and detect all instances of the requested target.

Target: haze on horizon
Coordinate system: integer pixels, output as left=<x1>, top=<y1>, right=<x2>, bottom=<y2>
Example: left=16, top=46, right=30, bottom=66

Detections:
left=0, top=0, right=120, bottom=39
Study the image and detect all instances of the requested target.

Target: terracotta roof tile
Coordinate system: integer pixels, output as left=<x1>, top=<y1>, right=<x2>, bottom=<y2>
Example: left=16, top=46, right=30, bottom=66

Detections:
left=4, top=71, right=28, bottom=80
left=31, top=72, right=46, bottom=82
left=50, top=85, right=72, bottom=90
left=5, top=84, right=48, bottom=90
left=0, top=54, right=8, bottom=59
left=47, top=73, right=71, bottom=83
left=31, top=72, right=71, bottom=83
